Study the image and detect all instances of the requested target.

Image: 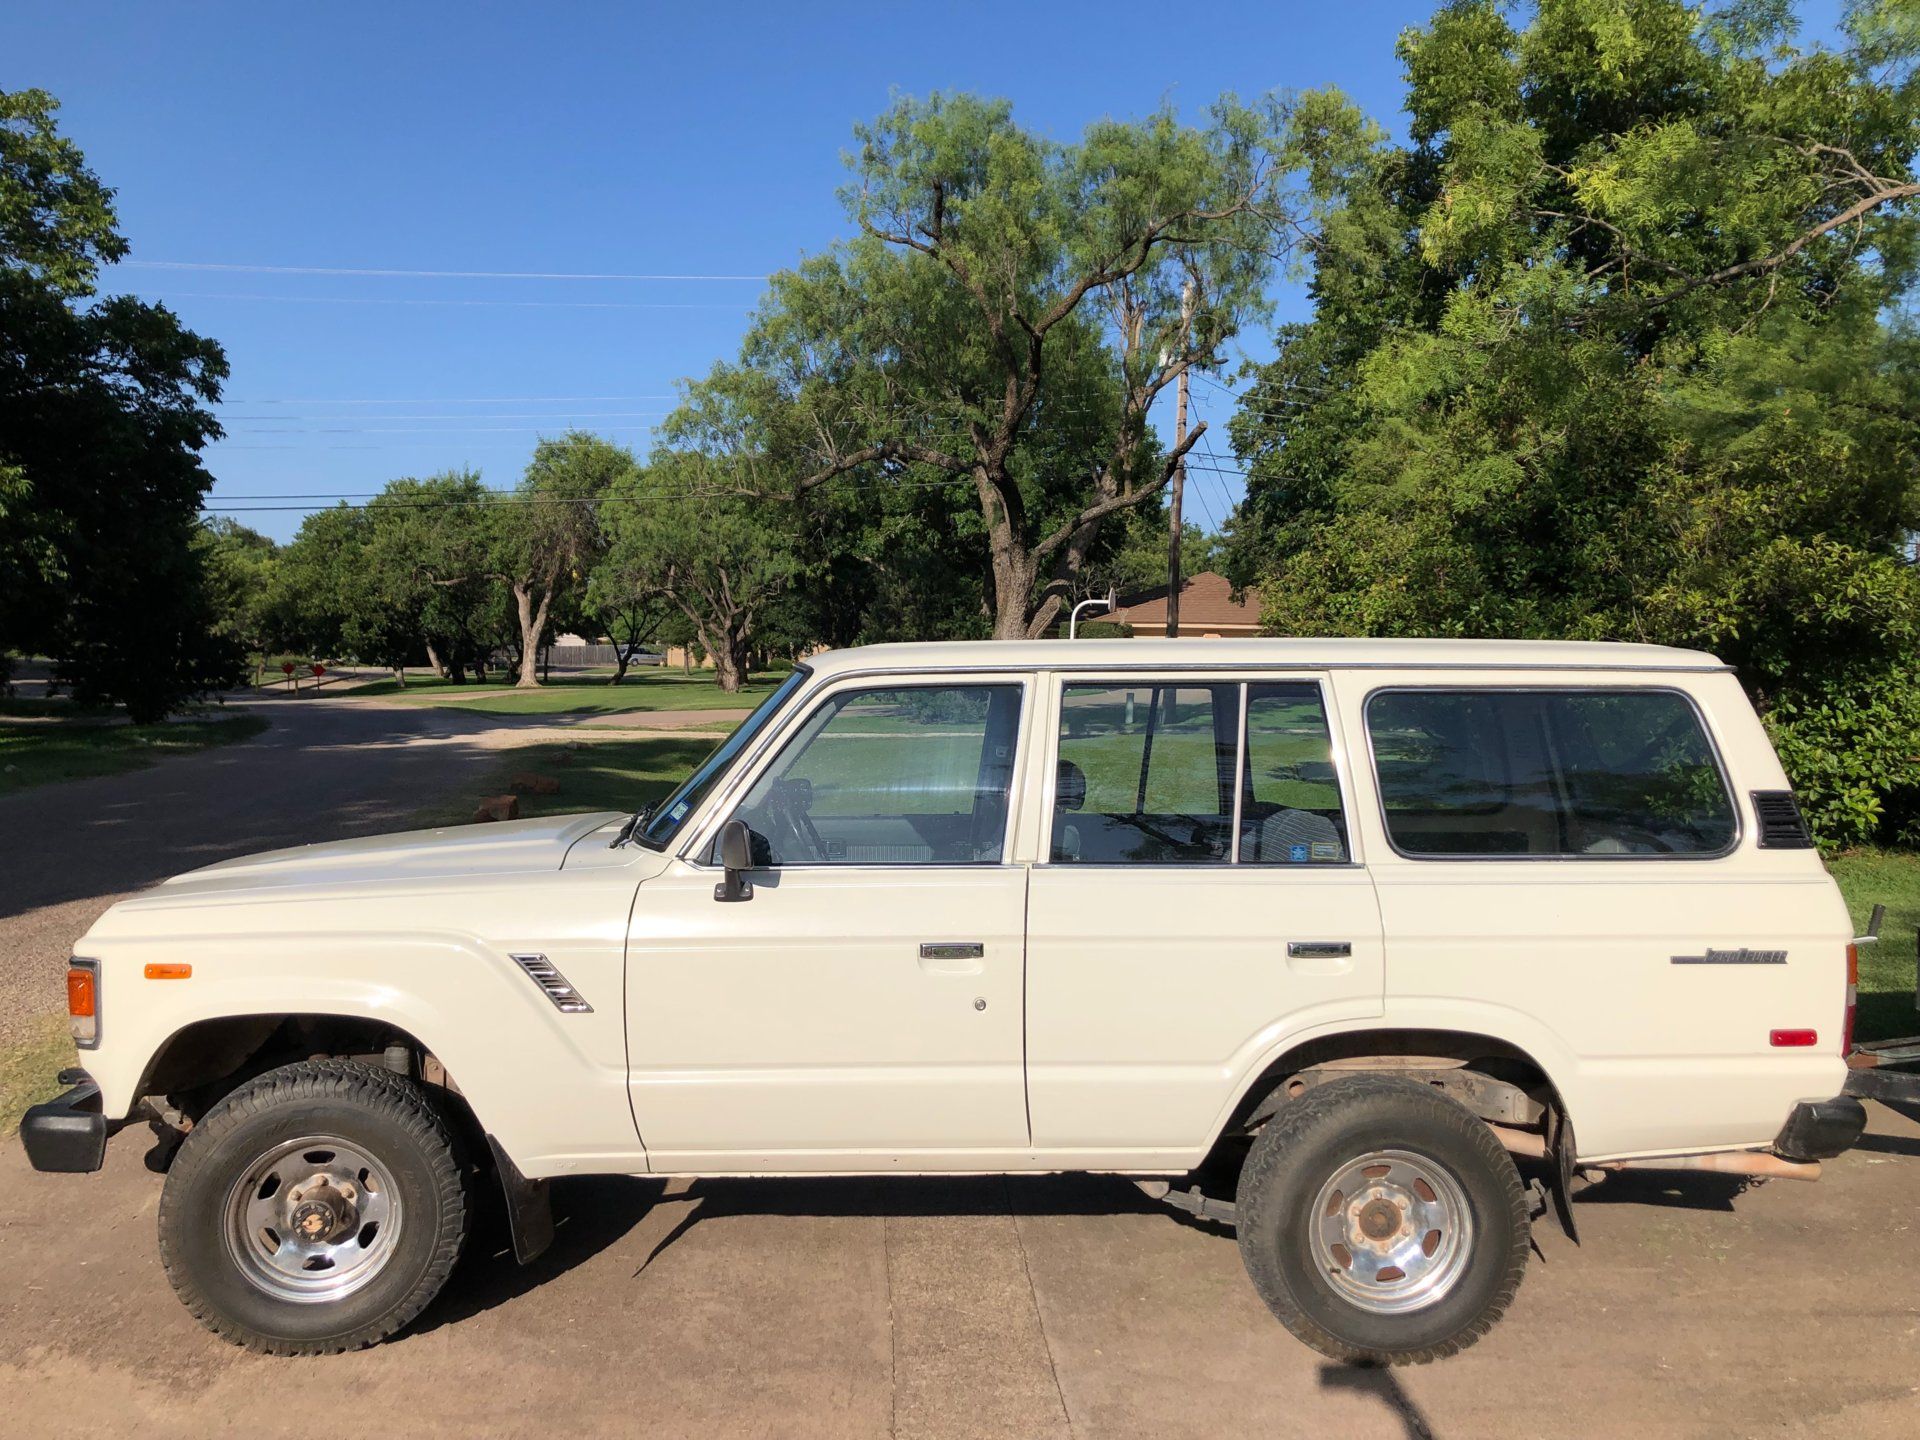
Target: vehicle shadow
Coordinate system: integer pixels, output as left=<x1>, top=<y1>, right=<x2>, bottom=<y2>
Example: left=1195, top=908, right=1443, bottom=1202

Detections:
left=419, top=1171, right=1227, bottom=1329
left=1569, top=1169, right=1751, bottom=1212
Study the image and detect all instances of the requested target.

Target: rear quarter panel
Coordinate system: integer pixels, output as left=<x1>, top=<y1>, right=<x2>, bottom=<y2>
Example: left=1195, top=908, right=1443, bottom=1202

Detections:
left=1330, top=667, right=1850, bottom=1160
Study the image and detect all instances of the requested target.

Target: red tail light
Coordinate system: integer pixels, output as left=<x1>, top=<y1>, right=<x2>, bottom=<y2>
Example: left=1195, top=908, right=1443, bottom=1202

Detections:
left=1771, top=1028, right=1818, bottom=1047
left=1843, top=942, right=1859, bottom=1057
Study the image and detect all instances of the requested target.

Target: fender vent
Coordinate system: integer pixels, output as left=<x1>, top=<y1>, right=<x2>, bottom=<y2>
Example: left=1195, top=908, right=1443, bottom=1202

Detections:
left=1751, top=791, right=1813, bottom=849
left=510, top=953, right=593, bottom=1013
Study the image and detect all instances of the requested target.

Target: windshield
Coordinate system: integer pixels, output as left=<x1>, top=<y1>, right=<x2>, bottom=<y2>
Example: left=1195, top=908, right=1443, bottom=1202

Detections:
left=637, top=668, right=810, bottom=849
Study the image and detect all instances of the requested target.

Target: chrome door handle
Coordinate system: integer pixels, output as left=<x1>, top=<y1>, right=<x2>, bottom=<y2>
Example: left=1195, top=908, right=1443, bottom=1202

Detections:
left=1287, top=941, right=1351, bottom=959
left=920, top=942, right=984, bottom=960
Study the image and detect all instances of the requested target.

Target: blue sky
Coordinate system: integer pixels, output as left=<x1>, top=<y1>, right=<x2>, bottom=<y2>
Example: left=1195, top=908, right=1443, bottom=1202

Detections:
left=7, top=1, right=1846, bottom=541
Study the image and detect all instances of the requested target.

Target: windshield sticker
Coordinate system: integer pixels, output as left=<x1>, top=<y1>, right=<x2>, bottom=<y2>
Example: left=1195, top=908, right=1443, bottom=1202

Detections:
left=1288, top=843, right=1310, bottom=863
left=1311, top=841, right=1339, bottom=860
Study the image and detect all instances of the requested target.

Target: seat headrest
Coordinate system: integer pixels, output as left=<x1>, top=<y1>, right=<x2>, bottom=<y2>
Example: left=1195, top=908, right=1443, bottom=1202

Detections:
left=1055, top=759, right=1086, bottom=812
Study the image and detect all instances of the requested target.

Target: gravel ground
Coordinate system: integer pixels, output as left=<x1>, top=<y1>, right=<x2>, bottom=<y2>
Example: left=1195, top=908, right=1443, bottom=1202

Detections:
left=0, top=695, right=516, bottom=1047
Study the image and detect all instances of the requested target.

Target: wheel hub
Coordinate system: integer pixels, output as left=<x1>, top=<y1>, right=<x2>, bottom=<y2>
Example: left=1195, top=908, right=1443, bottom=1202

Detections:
left=223, top=1136, right=401, bottom=1304
left=1311, top=1149, right=1474, bottom=1315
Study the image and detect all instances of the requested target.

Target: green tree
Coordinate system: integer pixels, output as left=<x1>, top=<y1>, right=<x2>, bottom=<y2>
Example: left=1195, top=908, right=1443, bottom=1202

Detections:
left=1229, top=0, right=1920, bottom=846
left=669, top=92, right=1297, bottom=639
left=194, top=519, right=278, bottom=679
left=600, top=454, right=807, bottom=691
left=0, top=89, right=237, bottom=720
left=492, top=433, right=630, bottom=687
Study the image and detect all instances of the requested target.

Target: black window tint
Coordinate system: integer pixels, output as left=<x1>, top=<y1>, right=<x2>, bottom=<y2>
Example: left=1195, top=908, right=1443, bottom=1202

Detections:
left=731, top=685, right=1022, bottom=865
left=1240, top=683, right=1349, bottom=864
left=1054, top=683, right=1236, bottom=863
left=1367, top=690, right=1736, bottom=858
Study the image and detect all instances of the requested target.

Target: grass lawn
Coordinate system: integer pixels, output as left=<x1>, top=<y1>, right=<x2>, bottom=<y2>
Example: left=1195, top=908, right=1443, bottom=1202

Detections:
left=356, top=671, right=779, bottom=717
left=413, top=735, right=723, bottom=828
left=0, top=713, right=268, bottom=795
left=0, top=1014, right=74, bottom=1138
left=1827, top=847, right=1920, bottom=1043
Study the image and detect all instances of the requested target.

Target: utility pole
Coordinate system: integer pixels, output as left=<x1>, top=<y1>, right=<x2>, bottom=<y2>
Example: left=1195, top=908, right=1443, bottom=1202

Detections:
left=1166, top=280, right=1193, bottom=639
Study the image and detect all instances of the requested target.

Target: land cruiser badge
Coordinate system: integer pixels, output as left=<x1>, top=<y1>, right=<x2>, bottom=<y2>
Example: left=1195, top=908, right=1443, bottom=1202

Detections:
left=1671, top=947, right=1789, bottom=965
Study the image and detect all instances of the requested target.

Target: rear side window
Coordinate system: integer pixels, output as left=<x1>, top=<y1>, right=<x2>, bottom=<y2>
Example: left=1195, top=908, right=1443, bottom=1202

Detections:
left=1054, top=684, right=1237, bottom=863
left=1366, top=689, right=1736, bottom=858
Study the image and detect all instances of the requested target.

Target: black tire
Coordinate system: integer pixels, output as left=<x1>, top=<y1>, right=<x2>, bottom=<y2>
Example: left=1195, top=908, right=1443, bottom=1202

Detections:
left=158, top=1059, right=469, bottom=1355
left=1235, top=1074, right=1528, bottom=1365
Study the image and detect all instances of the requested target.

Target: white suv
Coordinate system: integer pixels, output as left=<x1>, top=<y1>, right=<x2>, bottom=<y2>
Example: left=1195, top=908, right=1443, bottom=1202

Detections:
left=22, top=639, right=1871, bottom=1363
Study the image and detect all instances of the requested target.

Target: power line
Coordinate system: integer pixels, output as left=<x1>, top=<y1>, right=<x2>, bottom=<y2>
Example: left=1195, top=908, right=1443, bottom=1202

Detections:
left=228, top=394, right=682, bottom=405
left=221, top=410, right=670, bottom=423
left=213, top=423, right=662, bottom=437
left=122, top=260, right=771, bottom=282
left=129, top=290, right=753, bottom=312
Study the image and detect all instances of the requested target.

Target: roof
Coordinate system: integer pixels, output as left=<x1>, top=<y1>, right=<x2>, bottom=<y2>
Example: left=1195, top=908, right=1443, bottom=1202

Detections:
left=801, top=637, right=1727, bottom=679
left=1103, top=571, right=1260, bottom=630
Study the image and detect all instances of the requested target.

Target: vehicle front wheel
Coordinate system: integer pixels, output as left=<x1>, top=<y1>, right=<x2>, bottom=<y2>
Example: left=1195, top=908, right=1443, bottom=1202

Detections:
left=1235, top=1074, right=1529, bottom=1365
left=158, top=1059, right=468, bottom=1355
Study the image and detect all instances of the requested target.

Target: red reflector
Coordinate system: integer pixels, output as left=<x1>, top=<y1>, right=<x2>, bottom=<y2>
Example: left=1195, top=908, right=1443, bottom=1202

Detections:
left=1770, top=1029, right=1818, bottom=1048
left=1843, top=943, right=1859, bottom=1057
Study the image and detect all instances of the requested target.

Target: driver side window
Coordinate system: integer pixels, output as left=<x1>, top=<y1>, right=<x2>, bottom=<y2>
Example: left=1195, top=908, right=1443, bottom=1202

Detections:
left=727, top=684, right=1024, bottom=866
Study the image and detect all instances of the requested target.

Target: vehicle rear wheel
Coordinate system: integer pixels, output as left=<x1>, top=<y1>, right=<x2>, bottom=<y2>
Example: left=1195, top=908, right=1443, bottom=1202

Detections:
left=1235, top=1074, right=1529, bottom=1365
left=158, top=1059, right=468, bottom=1354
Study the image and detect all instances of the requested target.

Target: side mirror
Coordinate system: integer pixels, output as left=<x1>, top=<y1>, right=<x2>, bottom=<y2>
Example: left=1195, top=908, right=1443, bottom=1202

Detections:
left=714, top=819, right=755, bottom=903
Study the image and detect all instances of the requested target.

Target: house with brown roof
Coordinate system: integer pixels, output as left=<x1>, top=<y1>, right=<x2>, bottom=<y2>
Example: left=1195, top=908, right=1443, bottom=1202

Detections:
left=1097, top=571, right=1263, bottom=638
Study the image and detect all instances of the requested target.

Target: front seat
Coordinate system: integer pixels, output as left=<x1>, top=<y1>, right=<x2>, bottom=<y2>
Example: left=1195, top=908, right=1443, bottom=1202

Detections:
left=1254, top=807, right=1344, bottom=863
left=1052, top=759, right=1087, bottom=862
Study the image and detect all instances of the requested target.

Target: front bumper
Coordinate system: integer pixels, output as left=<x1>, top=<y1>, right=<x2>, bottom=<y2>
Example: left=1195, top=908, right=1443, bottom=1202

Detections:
left=1773, top=1093, right=1868, bottom=1163
left=19, top=1069, right=117, bottom=1173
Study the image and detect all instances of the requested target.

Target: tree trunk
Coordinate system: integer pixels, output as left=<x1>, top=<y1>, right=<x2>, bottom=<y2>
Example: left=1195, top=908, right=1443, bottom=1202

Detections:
left=424, top=639, right=445, bottom=679
left=512, top=582, right=549, bottom=688
left=712, top=634, right=749, bottom=693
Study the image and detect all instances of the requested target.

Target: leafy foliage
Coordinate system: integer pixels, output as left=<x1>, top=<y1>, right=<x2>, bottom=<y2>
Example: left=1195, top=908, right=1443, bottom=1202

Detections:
left=0, top=89, right=237, bottom=720
left=1228, top=0, right=1920, bottom=846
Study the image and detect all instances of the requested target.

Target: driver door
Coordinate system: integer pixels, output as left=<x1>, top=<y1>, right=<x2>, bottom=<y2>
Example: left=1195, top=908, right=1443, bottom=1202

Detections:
left=624, top=677, right=1035, bottom=1170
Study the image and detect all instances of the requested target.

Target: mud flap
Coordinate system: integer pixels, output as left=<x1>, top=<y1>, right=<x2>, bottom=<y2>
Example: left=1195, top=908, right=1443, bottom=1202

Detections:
left=1545, top=1106, right=1579, bottom=1244
left=486, top=1134, right=555, bottom=1265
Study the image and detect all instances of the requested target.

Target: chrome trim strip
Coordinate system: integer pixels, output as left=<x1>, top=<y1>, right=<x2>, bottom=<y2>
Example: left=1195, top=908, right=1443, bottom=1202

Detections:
left=1359, top=684, right=1744, bottom=864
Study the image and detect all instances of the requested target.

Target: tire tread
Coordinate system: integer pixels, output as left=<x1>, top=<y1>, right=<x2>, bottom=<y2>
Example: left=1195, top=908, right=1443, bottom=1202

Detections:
left=157, top=1058, right=468, bottom=1356
left=1235, top=1073, right=1530, bottom=1365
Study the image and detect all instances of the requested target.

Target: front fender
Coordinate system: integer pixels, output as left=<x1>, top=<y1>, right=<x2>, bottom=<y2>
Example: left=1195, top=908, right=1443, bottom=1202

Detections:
left=81, top=923, right=644, bottom=1180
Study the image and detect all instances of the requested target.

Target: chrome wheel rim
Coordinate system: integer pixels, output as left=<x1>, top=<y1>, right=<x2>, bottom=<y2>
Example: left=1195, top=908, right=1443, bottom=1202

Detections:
left=1310, top=1148, right=1473, bottom=1314
left=223, top=1134, right=402, bottom=1303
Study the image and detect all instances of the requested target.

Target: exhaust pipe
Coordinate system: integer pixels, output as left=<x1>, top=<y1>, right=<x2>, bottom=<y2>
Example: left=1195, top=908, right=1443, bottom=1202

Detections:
left=1487, top=1124, right=1819, bottom=1181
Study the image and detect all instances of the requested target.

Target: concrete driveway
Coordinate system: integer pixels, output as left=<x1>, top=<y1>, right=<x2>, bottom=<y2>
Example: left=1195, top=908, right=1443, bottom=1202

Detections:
left=2, top=1103, right=1919, bottom=1439
left=4, top=694, right=1919, bottom=1437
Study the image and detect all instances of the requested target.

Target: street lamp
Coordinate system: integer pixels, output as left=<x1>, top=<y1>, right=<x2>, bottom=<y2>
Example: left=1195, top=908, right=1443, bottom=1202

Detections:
left=1069, top=589, right=1116, bottom=640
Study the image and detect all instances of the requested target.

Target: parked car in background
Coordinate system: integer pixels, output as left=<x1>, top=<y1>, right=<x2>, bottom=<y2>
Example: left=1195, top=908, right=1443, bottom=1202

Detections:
left=22, top=639, right=1869, bottom=1363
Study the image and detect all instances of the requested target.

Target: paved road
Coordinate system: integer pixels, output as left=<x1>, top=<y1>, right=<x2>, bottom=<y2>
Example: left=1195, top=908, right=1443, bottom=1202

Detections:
left=0, top=695, right=508, bottom=1045
left=2, top=1101, right=1918, bottom=1439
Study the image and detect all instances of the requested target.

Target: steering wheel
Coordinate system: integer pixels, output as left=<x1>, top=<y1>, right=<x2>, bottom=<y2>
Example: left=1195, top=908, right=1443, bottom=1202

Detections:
left=763, top=778, right=826, bottom=863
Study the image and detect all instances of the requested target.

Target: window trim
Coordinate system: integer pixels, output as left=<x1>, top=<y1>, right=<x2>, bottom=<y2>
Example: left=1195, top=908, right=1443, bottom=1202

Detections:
left=1042, top=674, right=1361, bottom=870
left=1360, top=684, right=1743, bottom=863
left=687, top=675, right=1034, bottom=871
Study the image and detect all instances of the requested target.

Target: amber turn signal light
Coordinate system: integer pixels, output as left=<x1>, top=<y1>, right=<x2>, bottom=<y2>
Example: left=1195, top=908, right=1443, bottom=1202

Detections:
left=66, top=959, right=99, bottom=1049
left=144, top=963, right=192, bottom=980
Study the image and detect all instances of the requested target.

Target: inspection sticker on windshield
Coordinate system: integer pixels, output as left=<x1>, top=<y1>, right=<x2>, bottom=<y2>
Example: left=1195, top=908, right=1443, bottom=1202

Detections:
left=1288, top=843, right=1310, bottom=863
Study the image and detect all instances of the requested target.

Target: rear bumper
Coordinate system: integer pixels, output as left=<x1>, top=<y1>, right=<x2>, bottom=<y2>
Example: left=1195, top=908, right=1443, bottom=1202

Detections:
left=19, top=1070, right=116, bottom=1174
left=1844, top=1063, right=1920, bottom=1107
left=1773, top=1093, right=1868, bottom=1163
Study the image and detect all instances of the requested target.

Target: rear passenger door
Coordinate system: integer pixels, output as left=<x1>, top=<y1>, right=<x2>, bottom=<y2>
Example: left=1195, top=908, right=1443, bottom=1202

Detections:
left=1024, top=675, right=1385, bottom=1160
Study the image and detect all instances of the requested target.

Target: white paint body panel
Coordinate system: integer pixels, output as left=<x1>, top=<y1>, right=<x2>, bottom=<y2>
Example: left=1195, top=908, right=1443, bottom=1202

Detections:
left=67, top=639, right=1850, bottom=1179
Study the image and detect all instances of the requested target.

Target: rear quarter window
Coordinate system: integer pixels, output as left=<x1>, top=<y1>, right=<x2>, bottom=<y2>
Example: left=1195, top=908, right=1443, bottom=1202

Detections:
left=1366, top=688, right=1737, bottom=859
